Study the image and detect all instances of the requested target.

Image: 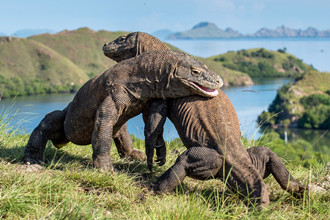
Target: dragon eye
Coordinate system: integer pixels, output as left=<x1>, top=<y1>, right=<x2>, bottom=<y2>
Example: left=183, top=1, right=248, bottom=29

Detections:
left=191, top=67, right=202, bottom=76
left=116, top=35, right=126, bottom=43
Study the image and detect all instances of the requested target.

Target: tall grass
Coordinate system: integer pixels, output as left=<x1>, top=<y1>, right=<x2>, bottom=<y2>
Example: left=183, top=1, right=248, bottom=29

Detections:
left=0, top=109, right=329, bottom=219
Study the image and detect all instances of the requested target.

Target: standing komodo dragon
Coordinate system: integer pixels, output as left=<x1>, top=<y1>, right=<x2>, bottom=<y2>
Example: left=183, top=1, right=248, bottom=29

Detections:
left=103, top=31, right=172, bottom=159
left=103, top=32, right=307, bottom=207
left=23, top=50, right=223, bottom=171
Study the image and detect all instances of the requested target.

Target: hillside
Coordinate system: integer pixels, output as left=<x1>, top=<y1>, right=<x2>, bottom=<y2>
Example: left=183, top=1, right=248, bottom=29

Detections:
left=29, top=28, right=127, bottom=76
left=0, top=36, right=89, bottom=97
left=211, top=48, right=314, bottom=78
left=258, top=71, right=330, bottom=129
left=0, top=29, right=127, bottom=98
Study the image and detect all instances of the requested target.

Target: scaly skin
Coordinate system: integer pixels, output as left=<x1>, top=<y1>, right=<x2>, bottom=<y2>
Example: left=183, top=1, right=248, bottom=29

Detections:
left=103, top=32, right=307, bottom=207
left=23, top=50, right=222, bottom=172
left=150, top=95, right=306, bottom=205
left=103, top=32, right=170, bottom=62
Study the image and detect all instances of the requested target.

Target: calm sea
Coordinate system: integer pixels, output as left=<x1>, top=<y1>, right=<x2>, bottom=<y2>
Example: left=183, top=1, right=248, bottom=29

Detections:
left=1, top=38, right=329, bottom=149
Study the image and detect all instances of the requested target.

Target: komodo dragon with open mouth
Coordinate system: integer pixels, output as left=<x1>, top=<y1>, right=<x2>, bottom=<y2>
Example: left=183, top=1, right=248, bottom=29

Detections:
left=103, top=32, right=307, bottom=207
left=23, top=50, right=222, bottom=172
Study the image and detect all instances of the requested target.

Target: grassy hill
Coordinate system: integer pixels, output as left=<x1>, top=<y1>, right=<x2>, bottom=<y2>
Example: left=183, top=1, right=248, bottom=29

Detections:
left=258, top=70, right=330, bottom=129
left=211, top=48, right=314, bottom=78
left=0, top=37, right=87, bottom=82
left=0, top=36, right=89, bottom=97
left=0, top=29, right=128, bottom=98
left=29, top=28, right=127, bottom=77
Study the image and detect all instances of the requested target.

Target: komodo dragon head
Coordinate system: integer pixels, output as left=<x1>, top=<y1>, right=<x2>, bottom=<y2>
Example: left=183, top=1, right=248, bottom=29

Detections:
left=103, top=32, right=170, bottom=62
left=162, top=51, right=222, bottom=97
left=104, top=33, right=223, bottom=96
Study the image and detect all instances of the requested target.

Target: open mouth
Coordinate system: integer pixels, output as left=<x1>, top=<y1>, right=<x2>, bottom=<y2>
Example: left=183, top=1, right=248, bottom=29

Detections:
left=189, top=82, right=219, bottom=97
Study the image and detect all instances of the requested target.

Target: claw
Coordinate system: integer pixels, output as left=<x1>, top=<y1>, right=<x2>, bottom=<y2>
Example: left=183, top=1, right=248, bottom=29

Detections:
left=155, top=155, right=166, bottom=166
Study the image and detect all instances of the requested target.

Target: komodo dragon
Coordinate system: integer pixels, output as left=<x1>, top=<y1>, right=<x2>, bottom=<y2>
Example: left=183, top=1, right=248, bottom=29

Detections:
left=103, top=32, right=307, bottom=207
left=23, top=50, right=223, bottom=171
left=103, top=32, right=240, bottom=165
left=102, top=31, right=172, bottom=159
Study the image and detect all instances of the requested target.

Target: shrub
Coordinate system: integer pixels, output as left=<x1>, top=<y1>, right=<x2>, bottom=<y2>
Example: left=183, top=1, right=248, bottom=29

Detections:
left=299, top=105, right=330, bottom=129
left=277, top=47, right=287, bottom=53
left=213, top=56, right=226, bottom=62
left=282, top=60, right=294, bottom=71
left=251, top=48, right=274, bottom=59
left=300, top=94, right=330, bottom=108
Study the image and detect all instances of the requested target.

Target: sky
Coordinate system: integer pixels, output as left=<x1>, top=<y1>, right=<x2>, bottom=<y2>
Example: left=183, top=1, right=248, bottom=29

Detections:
left=1, top=0, right=330, bottom=35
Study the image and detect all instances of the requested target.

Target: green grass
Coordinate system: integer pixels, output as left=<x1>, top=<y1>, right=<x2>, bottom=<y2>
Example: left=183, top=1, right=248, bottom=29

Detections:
left=0, top=112, right=329, bottom=219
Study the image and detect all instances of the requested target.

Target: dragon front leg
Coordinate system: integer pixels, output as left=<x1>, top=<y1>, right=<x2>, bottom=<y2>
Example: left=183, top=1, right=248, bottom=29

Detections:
left=91, top=97, right=118, bottom=172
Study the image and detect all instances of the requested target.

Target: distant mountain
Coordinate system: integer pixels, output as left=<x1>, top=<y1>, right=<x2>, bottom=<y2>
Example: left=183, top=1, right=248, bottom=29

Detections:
left=252, top=25, right=330, bottom=38
left=162, top=22, right=330, bottom=39
left=0, top=32, right=7, bottom=37
left=151, top=29, right=174, bottom=40
left=12, top=29, right=56, bottom=38
left=224, top=27, right=242, bottom=37
left=167, top=22, right=242, bottom=39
